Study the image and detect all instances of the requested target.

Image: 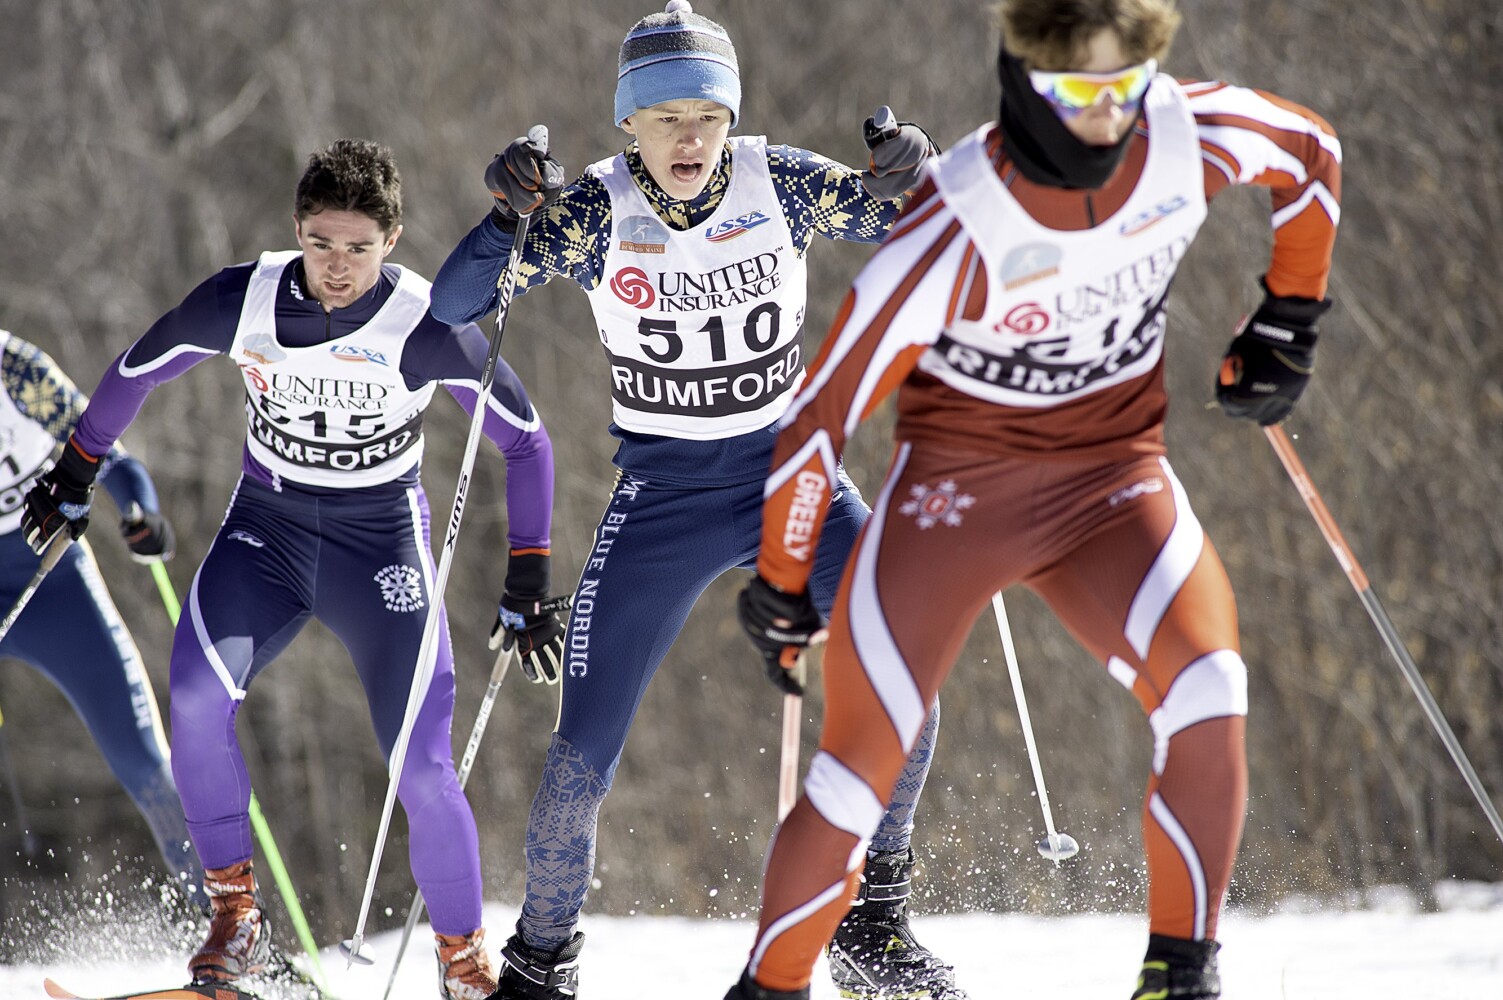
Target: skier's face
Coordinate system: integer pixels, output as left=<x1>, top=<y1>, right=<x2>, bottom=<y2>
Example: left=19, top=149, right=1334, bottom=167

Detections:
left=1044, top=30, right=1141, bottom=147
left=294, top=209, right=402, bottom=312
left=622, top=100, right=733, bottom=201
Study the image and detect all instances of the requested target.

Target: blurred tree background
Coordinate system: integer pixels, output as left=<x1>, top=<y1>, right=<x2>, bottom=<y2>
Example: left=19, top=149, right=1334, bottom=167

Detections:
left=0, top=0, right=1499, bottom=957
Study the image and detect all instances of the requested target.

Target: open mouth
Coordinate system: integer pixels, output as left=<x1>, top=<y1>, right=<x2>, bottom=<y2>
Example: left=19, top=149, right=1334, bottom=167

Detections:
left=670, top=161, right=703, bottom=185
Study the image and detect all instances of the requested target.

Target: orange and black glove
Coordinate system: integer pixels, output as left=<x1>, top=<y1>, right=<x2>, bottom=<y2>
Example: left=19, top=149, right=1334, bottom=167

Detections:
left=1216, top=282, right=1331, bottom=426
left=737, top=574, right=827, bottom=697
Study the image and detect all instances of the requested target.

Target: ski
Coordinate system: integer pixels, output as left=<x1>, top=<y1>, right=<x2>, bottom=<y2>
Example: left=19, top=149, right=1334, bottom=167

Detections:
left=42, top=979, right=262, bottom=1000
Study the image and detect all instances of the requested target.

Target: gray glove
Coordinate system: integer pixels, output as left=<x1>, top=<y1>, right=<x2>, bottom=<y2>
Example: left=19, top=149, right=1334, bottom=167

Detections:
left=860, top=107, right=937, bottom=201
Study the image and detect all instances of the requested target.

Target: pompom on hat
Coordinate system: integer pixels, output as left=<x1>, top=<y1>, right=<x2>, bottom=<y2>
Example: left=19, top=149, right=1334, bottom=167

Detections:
left=614, top=1, right=741, bottom=126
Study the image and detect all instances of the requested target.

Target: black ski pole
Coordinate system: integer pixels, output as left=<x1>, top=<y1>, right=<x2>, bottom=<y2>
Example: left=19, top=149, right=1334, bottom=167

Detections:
left=1264, top=424, right=1503, bottom=849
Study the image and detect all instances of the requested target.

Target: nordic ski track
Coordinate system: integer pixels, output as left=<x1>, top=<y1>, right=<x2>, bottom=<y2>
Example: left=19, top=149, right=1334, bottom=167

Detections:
left=3, top=888, right=1500, bottom=999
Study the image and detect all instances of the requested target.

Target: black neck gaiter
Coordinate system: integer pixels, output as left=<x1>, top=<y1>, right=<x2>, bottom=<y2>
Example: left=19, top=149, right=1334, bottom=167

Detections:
left=996, top=47, right=1143, bottom=190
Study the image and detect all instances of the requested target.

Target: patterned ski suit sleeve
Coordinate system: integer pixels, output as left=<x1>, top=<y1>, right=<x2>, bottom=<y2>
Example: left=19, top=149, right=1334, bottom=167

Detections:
left=757, top=182, right=978, bottom=594
left=1, top=334, right=162, bottom=515
left=766, top=144, right=901, bottom=251
left=2, top=336, right=89, bottom=447
left=430, top=176, right=613, bottom=324
left=1186, top=80, right=1342, bottom=298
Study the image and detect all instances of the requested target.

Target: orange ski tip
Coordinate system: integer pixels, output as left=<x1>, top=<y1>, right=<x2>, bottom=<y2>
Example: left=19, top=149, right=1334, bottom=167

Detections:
left=41, top=980, right=259, bottom=999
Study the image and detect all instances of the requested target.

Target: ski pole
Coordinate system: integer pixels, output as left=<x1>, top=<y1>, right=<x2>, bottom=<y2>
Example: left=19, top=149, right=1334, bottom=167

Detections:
left=148, top=559, right=329, bottom=989
left=991, top=593, right=1079, bottom=864
left=0, top=532, right=73, bottom=643
left=0, top=700, right=38, bottom=859
left=343, top=125, right=550, bottom=966
left=380, top=645, right=517, bottom=1000
left=776, top=651, right=812, bottom=823
left=777, top=694, right=801, bottom=823
left=1263, top=424, right=1503, bottom=849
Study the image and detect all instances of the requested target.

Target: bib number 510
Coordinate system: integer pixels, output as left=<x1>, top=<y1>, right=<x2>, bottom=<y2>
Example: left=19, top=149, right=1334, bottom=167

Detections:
left=637, top=302, right=781, bottom=364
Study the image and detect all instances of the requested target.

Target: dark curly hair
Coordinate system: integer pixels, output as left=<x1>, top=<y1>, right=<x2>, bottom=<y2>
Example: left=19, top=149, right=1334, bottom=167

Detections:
left=293, top=138, right=403, bottom=234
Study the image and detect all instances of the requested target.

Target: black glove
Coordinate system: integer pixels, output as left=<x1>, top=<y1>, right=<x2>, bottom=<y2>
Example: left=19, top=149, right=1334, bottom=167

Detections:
left=736, top=574, right=827, bottom=697
left=860, top=109, right=937, bottom=201
left=120, top=503, right=175, bottom=563
left=484, top=132, right=566, bottom=232
left=490, top=550, right=570, bottom=683
left=21, top=439, right=98, bottom=555
left=1215, top=284, right=1331, bottom=426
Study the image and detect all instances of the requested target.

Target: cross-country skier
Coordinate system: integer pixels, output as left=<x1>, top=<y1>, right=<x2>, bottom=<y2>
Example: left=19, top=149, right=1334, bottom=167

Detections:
left=727, top=0, right=1341, bottom=996
left=429, top=3, right=962, bottom=997
left=21, top=139, right=566, bottom=1000
left=0, top=332, right=200, bottom=901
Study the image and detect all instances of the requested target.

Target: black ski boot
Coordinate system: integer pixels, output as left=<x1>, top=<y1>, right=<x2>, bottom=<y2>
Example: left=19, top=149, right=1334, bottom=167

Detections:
left=488, top=927, right=585, bottom=999
left=827, top=848, right=965, bottom=999
left=724, top=968, right=810, bottom=1000
left=1130, top=934, right=1222, bottom=999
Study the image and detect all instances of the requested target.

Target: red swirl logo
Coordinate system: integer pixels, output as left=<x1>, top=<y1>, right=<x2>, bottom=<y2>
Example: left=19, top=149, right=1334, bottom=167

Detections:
left=610, top=267, right=656, bottom=309
left=999, top=302, right=1051, bottom=336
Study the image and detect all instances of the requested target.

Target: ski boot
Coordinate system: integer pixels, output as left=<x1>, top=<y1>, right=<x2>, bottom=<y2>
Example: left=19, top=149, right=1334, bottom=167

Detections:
left=1130, top=934, right=1222, bottom=999
left=488, top=926, right=586, bottom=999
left=827, top=848, right=965, bottom=999
left=437, top=927, right=500, bottom=1000
left=724, top=968, right=810, bottom=1000
left=188, top=860, right=272, bottom=983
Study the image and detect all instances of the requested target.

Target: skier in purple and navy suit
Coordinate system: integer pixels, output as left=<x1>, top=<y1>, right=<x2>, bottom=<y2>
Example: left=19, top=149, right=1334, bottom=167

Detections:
left=22, top=139, right=566, bottom=1000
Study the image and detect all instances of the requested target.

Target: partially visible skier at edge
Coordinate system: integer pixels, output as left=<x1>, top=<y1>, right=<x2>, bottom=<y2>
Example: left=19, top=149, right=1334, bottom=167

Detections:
left=22, top=138, right=568, bottom=999
left=725, top=0, right=1341, bottom=998
left=0, top=332, right=201, bottom=903
left=430, top=2, right=966, bottom=998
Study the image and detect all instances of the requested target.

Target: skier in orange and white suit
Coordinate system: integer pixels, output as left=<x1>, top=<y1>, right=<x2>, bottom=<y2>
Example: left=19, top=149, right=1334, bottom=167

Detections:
left=724, top=1, right=1340, bottom=998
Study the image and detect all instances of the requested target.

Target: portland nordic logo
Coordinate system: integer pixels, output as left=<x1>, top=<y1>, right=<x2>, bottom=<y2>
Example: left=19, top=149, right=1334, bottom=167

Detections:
left=1000, top=242, right=1062, bottom=290
left=374, top=564, right=425, bottom=613
left=899, top=480, right=975, bottom=529
left=619, top=215, right=670, bottom=254
left=610, top=267, right=656, bottom=309
left=240, top=333, right=287, bottom=366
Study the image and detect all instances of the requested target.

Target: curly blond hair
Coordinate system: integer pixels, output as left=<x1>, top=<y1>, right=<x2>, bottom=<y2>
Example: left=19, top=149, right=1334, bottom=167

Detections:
left=996, top=0, right=1180, bottom=71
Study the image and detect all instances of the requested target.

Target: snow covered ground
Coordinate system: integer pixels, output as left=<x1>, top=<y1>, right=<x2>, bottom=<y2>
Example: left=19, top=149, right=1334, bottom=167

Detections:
left=3, top=883, right=1501, bottom=999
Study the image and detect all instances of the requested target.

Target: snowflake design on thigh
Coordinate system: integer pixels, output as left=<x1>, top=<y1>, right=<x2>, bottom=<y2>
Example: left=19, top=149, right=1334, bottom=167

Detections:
left=899, top=479, right=975, bottom=529
left=374, top=564, right=425, bottom=612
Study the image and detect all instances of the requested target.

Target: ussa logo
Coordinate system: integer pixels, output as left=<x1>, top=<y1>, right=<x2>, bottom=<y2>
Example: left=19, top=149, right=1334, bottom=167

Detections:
left=705, top=211, right=771, bottom=243
left=329, top=345, right=389, bottom=366
left=1120, top=195, right=1189, bottom=236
